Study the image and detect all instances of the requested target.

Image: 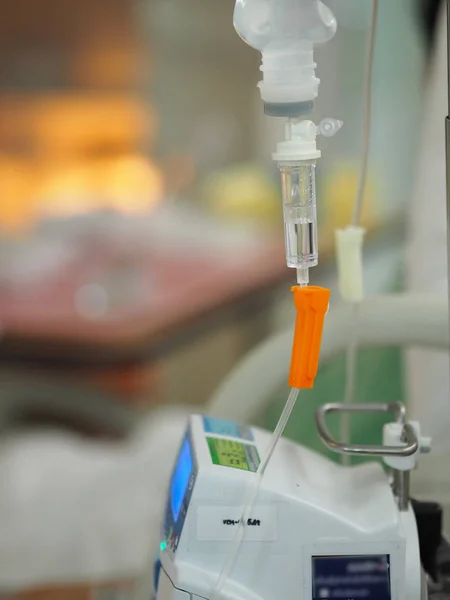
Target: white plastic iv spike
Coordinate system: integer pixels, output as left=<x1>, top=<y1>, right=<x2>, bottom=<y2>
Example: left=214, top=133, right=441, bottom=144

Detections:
left=273, top=118, right=343, bottom=163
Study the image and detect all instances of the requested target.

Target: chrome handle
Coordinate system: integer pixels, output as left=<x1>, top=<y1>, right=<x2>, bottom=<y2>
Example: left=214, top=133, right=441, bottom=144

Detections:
left=315, top=402, right=418, bottom=457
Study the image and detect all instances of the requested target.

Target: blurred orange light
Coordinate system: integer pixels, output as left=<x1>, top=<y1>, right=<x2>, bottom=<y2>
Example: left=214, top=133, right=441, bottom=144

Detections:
left=103, top=154, right=163, bottom=214
left=35, top=155, right=163, bottom=219
left=0, top=157, right=36, bottom=233
left=0, top=94, right=163, bottom=231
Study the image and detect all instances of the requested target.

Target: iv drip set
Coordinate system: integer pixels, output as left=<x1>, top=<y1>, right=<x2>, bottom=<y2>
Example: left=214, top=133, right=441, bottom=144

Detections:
left=147, top=2, right=440, bottom=600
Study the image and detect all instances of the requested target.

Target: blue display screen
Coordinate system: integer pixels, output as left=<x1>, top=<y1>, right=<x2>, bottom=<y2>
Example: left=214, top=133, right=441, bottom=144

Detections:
left=312, top=555, right=391, bottom=600
left=170, top=436, right=193, bottom=522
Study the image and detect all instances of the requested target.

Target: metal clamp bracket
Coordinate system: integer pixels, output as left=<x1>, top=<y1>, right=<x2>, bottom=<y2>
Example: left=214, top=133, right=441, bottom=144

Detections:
left=315, top=402, right=418, bottom=458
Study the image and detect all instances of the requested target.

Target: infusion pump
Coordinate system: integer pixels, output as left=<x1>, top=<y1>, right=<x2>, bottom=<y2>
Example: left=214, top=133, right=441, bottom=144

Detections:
left=154, top=413, right=424, bottom=600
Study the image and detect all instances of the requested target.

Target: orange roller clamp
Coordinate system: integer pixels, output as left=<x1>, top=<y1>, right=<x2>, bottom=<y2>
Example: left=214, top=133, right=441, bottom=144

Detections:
left=288, top=286, right=330, bottom=389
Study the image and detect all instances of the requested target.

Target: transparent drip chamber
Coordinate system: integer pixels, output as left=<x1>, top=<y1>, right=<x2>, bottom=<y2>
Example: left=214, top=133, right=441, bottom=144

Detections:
left=280, top=161, right=317, bottom=283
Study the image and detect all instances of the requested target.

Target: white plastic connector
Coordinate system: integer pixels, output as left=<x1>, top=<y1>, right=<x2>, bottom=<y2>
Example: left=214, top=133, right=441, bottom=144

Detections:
left=383, top=423, right=416, bottom=471
left=273, top=120, right=320, bottom=162
left=335, top=226, right=365, bottom=303
left=273, top=118, right=343, bottom=163
left=383, top=421, right=432, bottom=471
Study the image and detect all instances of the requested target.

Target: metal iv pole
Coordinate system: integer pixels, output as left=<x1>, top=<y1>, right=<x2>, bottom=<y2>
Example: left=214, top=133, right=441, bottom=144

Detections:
left=447, top=1, right=450, bottom=333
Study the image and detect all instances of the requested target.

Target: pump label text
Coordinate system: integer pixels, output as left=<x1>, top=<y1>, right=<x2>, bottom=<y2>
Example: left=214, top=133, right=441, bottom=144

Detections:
left=222, top=518, right=261, bottom=526
left=197, top=506, right=277, bottom=542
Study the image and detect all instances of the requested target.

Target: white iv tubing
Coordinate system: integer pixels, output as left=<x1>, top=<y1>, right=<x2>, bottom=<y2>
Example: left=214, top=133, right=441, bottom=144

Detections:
left=351, top=0, right=378, bottom=229
left=210, top=387, right=299, bottom=600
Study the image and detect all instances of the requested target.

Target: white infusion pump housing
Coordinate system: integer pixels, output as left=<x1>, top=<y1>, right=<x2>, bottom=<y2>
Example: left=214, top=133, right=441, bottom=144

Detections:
left=154, top=414, right=423, bottom=600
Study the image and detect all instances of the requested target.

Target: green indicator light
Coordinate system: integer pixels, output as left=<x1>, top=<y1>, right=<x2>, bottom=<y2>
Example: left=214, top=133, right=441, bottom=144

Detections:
left=160, top=541, right=167, bottom=552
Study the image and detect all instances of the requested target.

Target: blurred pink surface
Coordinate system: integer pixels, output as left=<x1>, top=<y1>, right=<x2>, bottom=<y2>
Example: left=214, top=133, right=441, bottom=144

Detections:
left=0, top=242, right=287, bottom=348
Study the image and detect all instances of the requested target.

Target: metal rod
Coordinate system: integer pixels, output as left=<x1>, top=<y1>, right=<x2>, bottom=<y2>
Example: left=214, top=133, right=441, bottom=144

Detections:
left=447, top=1, right=450, bottom=342
left=393, top=470, right=410, bottom=512
left=447, top=0, right=450, bottom=115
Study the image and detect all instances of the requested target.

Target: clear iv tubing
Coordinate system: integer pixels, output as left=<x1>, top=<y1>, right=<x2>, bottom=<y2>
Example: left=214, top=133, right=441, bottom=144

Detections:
left=210, top=387, right=299, bottom=600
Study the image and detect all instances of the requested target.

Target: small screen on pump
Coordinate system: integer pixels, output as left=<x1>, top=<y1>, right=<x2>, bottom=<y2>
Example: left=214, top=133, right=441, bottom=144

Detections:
left=170, top=436, right=193, bottom=522
left=312, top=555, right=391, bottom=600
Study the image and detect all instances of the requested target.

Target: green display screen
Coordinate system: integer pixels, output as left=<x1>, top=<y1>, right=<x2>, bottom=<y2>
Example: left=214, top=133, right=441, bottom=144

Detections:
left=207, top=437, right=260, bottom=472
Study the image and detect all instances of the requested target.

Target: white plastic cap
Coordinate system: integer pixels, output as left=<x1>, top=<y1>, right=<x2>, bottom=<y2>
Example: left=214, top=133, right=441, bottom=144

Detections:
left=318, top=117, right=343, bottom=137
left=273, top=119, right=320, bottom=162
left=234, top=0, right=337, bottom=111
left=383, top=423, right=417, bottom=471
left=259, top=45, right=319, bottom=107
left=383, top=421, right=432, bottom=471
